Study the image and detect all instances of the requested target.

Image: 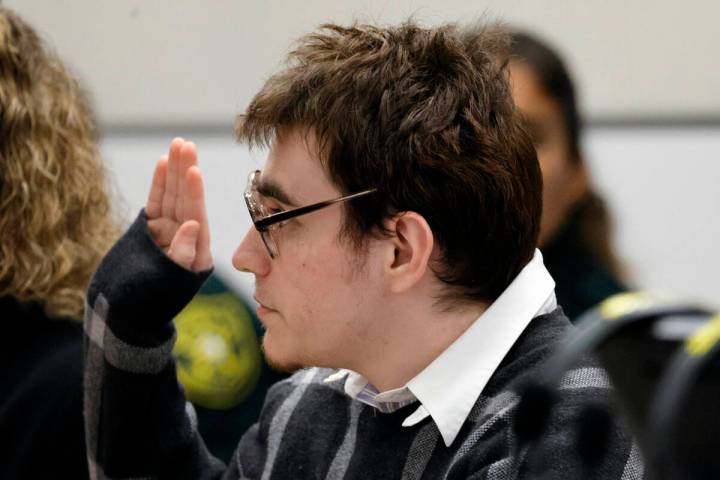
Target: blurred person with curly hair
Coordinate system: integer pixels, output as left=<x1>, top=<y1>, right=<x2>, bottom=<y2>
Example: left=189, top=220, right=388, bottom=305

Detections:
left=0, top=7, right=119, bottom=478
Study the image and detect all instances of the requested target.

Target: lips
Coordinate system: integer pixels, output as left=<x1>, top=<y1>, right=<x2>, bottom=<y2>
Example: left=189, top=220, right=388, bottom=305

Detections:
left=253, top=295, right=272, bottom=310
left=254, top=295, right=277, bottom=313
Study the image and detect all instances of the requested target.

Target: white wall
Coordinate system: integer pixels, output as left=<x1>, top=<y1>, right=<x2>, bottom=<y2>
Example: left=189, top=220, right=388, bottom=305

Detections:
left=586, top=128, right=720, bottom=308
left=6, top=0, right=720, bottom=125
left=101, top=128, right=720, bottom=310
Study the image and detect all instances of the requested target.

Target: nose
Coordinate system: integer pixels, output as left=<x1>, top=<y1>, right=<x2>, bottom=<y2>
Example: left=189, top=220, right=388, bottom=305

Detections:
left=233, top=227, right=271, bottom=276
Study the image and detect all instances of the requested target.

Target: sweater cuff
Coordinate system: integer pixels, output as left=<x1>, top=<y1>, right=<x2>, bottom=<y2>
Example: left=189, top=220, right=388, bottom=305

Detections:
left=88, top=209, right=212, bottom=337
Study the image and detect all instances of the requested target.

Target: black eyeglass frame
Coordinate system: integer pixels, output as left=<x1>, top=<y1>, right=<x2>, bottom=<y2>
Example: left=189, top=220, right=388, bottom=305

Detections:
left=244, top=170, right=376, bottom=257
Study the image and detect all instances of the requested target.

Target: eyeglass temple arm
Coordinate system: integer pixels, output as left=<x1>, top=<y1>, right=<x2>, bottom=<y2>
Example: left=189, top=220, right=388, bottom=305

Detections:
left=253, top=189, right=376, bottom=231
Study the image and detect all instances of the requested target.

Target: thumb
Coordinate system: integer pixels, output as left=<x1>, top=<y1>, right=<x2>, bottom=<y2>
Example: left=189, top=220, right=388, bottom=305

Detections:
left=167, top=220, right=200, bottom=270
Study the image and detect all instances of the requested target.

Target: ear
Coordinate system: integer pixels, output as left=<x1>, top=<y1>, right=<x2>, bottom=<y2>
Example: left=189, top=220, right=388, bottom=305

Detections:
left=382, top=212, right=434, bottom=294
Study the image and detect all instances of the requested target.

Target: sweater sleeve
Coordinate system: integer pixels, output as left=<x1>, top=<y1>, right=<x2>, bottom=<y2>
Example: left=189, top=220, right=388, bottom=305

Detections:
left=83, top=210, right=226, bottom=479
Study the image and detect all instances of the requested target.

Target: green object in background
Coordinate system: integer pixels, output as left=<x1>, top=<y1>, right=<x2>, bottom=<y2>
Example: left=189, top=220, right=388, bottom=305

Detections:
left=173, top=280, right=262, bottom=410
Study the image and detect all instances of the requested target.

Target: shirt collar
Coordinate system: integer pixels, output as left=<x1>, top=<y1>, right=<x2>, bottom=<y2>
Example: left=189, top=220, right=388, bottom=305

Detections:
left=325, top=249, right=556, bottom=447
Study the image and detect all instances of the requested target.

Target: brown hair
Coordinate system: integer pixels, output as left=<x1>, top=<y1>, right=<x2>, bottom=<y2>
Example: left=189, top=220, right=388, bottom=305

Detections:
left=0, top=8, right=119, bottom=320
left=236, top=21, right=541, bottom=303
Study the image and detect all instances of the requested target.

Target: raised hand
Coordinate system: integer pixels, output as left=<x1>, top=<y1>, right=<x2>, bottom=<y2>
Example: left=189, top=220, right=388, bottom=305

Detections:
left=145, top=138, right=213, bottom=272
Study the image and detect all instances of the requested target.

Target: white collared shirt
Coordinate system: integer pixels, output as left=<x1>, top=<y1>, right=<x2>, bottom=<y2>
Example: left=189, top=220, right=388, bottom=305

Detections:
left=324, top=249, right=556, bottom=446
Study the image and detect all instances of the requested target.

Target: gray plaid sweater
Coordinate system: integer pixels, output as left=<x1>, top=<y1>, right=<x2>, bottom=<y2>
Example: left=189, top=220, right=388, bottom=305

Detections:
left=84, top=212, right=642, bottom=479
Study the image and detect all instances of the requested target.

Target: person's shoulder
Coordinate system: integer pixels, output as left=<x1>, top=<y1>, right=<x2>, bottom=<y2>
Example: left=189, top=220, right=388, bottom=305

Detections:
left=4, top=303, right=84, bottom=394
left=491, top=307, right=619, bottom=414
left=484, top=308, right=572, bottom=396
left=459, top=309, right=636, bottom=477
left=458, top=357, right=634, bottom=478
left=517, top=307, right=573, bottom=358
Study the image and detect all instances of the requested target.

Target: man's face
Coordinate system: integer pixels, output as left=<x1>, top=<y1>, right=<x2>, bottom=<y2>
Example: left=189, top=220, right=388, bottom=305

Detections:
left=232, top=128, right=385, bottom=372
left=508, top=61, right=587, bottom=247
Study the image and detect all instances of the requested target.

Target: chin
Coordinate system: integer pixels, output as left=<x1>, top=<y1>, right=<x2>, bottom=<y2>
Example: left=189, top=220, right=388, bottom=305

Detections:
left=261, top=336, right=304, bottom=373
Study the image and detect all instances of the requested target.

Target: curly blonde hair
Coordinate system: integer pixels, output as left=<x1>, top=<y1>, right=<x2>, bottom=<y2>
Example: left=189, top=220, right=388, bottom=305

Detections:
left=0, top=8, right=119, bottom=320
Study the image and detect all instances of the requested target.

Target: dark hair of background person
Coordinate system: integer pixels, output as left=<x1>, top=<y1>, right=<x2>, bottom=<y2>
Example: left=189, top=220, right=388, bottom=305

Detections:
left=509, top=31, right=626, bottom=317
left=0, top=7, right=119, bottom=478
left=236, top=22, right=542, bottom=305
left=510, top=32, right=583, bottom=162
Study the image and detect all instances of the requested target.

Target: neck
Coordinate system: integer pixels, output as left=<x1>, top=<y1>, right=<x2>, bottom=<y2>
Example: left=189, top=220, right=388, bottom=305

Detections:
left=351, top=295, right=489, bottom=392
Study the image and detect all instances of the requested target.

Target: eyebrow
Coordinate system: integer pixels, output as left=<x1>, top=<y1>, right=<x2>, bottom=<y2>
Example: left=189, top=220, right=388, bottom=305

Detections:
left=256, top=178, right=300, bottom=207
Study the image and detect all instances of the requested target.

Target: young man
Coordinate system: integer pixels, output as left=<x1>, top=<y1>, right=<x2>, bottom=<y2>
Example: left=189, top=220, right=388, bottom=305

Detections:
left=84, top=22, right=639, bottom=479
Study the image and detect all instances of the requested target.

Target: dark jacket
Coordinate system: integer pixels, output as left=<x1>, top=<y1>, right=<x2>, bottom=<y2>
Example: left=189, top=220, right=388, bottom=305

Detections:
left=0, top=297, right=88, bottom=479
left=543, top=202, right=626, bottom=321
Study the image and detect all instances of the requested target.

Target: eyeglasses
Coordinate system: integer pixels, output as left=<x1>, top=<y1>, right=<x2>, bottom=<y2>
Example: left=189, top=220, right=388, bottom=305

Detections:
left=244, top=170, right=376, bottom=258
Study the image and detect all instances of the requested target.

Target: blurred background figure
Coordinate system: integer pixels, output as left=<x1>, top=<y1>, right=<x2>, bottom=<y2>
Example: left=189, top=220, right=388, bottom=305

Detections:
left=508, top=31, right=628, bottom=320
left=0, top=7, right=119, bottom=478
left=0, top=8, right=282, bottom=473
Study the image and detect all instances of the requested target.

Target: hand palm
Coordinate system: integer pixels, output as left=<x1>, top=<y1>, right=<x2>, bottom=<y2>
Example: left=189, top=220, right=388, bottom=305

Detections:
left=145, top=138, right=213, bottom=272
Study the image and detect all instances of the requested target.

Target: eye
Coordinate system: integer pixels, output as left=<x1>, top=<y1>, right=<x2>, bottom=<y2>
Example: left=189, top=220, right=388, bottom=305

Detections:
left=265, top=204, right=291, bottom=228
left=267, top=202, right=288, bottom=216
left=260, top=198, right=285, bottom=216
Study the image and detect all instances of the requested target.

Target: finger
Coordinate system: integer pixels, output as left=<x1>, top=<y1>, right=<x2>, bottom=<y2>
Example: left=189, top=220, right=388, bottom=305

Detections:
left=177, top=141, right=198, bottom=221
left=146, top=156, right=168, bottom=219
left=184, top=165, right=213, bottom=271
left=167, top=220, right=200, bottom=270
left=147, top=217, right=178, bottom=249
left=162, top=137, right=185, bottom=219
